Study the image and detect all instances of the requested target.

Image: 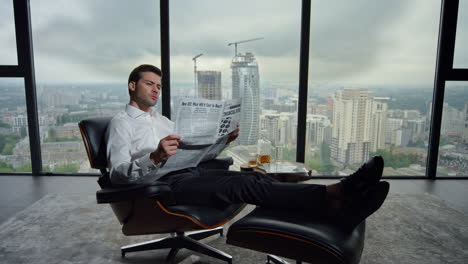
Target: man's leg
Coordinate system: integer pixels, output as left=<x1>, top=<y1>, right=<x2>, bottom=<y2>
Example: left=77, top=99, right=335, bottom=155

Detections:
left=160, top=168, right=328, bottom=213
left=160, top=155, right=389, bottom=230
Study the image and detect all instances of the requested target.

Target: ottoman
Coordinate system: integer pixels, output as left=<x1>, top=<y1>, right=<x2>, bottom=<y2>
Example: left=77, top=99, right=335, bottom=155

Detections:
left=227, top=207, right=366, bottom=264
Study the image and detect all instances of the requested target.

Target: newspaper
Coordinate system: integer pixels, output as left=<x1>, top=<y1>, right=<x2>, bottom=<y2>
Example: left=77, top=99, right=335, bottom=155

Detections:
left=155, top=97, right=241, bottom=177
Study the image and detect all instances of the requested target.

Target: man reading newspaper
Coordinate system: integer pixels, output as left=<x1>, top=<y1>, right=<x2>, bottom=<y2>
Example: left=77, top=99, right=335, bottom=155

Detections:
left=105, top=64, right=390, bottom=231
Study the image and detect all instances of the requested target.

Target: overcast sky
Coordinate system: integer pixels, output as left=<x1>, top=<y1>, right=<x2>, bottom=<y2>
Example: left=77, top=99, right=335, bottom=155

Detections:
left=0, top=0, right=467, bottom=88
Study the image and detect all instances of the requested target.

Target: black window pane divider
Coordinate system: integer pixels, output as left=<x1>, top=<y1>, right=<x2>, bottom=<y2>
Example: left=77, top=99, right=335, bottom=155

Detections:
left=0, top=0, right=42, bottom=175
left=296, top=0, right=311, bottom=163
left=0, top=66, right=23, bottom=77
left=428, top=0, right=467, bottom=179
left=160, top=0, right=171, bottom=119
left=447, top=69, right=468, bottom=81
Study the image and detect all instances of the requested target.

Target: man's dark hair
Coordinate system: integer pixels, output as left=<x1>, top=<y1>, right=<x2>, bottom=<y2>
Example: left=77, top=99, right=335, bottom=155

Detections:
left=128, top=64, right=162, bottom=85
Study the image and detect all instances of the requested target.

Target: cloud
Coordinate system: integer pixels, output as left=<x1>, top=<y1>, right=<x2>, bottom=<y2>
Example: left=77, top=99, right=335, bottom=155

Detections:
left=170, top=0, right=301, bottom=57
left=0, top=0, right=18, bottom=65
left=453, top=0, right=468, bottom=68
left=30, top=0, right=160, bottom=82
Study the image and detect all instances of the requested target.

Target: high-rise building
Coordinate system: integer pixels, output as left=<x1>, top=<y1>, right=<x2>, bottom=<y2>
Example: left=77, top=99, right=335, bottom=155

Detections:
left=311, top=103, right=333, bottom=121
left=370, top=97, right=389, bottom=152
left=331, top=88, right=374, bottom=165
left=441, top=103, right=464, bottom=136
left=386, top=118, right=404, bottom=145
left=231, top=52, right=259, bottom=145
left=463, top=103, right=468, bottom=143
left=197, top=71, right=222, bottom=100
left=428, top=103, right=465, bottom=137
left=306, top=114, right=331, bottom=147
left=259, top=111, right=296, bottom=147
left=278, top=112, right=297, bottom=147
left=407, top=118, right=426, bottom=142
left=386, top=115, right=426, bottom=146
left=394, top=128, right=412, bottom=147
left=260, top=110, right=280, bottom=143
left=403, top=110, right=421, bottom=119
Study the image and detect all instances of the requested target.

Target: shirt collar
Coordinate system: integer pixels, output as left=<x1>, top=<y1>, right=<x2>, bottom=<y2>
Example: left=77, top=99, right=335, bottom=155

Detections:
left=125, top=104, right=157, bottom=119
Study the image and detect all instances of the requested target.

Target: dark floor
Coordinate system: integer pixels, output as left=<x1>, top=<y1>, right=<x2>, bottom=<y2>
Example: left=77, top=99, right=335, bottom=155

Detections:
left=0, top=176, right=467, bottom=224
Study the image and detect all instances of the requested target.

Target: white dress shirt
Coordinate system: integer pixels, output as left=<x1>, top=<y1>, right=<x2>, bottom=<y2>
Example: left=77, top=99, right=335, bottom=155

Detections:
left=106, top=104, right=174, bottom=185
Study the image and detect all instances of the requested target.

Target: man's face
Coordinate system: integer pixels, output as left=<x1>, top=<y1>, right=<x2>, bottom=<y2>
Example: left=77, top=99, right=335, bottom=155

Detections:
left=129, top=71, right=161, bottom=110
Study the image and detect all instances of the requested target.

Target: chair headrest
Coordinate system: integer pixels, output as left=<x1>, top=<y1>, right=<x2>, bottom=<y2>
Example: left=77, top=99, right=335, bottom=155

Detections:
left=78, top=117, right=113, bottom=170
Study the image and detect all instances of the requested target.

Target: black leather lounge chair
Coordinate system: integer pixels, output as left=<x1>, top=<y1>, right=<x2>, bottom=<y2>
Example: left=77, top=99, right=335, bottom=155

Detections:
left=78, top=117, right=245, bottom=263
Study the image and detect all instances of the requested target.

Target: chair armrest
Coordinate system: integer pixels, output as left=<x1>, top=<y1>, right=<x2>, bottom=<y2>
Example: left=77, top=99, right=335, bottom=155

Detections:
left=96, top=181, right=173, bottom=204
left=198, top=157, right=234, bottom=170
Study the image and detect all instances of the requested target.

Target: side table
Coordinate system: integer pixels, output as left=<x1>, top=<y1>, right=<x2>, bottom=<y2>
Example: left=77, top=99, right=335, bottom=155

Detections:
left=240, top=160, right=312, bottom=183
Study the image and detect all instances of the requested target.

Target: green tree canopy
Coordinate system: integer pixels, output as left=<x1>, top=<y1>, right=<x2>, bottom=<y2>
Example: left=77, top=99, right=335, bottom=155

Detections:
left=371, top=149, right=420, bottom=169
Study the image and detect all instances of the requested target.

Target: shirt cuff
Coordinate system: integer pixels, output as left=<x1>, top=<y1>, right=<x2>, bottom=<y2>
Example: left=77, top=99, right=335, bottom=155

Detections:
left=137, top=153, right=159, bottom=173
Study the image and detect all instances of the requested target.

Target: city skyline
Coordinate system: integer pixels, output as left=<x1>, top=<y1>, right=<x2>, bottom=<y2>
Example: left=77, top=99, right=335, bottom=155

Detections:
left=1, top=78, right=466, bottom=176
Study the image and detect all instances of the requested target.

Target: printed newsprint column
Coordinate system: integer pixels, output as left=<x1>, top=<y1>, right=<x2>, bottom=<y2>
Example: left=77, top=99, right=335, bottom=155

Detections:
left=218, top=99, right=241, bottom=137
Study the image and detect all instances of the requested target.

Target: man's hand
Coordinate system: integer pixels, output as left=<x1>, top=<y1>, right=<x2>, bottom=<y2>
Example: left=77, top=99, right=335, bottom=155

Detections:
left=227, top=126, right=239, bottom=145
left=150, top=134, right=181, bottom=165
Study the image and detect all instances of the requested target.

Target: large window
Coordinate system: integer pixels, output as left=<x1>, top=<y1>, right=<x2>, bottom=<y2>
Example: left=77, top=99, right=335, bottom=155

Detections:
left=29, top=0, right=161, bottom=173
left=1, top=0, right=465, bottom=178
left=170, top=0, right=301, bottom=170
left=306, top=0, right=441, bottom=176
left=0, top=0, right=18, bottom=65
left=453, top=0, right=468, bottom=68
left=436, top=81, right=468, bottom=177
left=0, top=79, right=32, bottom=173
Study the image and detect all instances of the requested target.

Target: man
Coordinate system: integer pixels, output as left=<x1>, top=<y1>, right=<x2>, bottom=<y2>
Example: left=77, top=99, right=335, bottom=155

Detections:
left=106, top=64, right=389, bottom=231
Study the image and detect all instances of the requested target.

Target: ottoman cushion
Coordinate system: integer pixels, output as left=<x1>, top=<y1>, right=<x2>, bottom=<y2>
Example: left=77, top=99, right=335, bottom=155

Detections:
left=227, top=207, right=365, bottom=264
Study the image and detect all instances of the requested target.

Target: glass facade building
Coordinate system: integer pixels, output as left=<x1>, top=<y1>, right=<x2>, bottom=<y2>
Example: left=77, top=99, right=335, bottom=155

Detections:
left=231, top=52, right=260, bottom=146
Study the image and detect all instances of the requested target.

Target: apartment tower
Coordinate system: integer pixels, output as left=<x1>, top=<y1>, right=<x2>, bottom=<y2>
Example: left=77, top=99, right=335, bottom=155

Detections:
left=331, top=88, right=373, bottom=165
left=231, top=52, right=260, bottom=145
left=197, top=71, right=222, bottom=100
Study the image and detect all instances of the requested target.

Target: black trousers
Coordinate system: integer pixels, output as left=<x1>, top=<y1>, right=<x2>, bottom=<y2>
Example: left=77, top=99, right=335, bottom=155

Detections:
left=159, top=167, right=327, bottom=212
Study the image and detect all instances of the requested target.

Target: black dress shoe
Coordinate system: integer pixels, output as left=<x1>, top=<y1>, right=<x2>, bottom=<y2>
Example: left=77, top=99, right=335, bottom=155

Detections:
left=341, top=155, right=384, bottom=196
left=337, top=181, right=390, bottom=231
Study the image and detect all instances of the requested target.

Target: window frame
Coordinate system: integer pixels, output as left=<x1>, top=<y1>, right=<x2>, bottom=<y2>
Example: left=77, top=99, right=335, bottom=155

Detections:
left=0, top=0, right=466, bottom=178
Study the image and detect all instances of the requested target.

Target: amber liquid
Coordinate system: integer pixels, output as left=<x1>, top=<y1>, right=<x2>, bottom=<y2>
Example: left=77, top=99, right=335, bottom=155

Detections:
left=257, top=154, right=271, bottom=164
left=248, top=160, right=258, bottom=166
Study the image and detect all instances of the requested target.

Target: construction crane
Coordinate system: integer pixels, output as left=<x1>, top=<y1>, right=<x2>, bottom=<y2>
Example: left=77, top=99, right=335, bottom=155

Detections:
left=228, top=37, right=263, bottom=56
left=192, top=53, right=203, bottom=94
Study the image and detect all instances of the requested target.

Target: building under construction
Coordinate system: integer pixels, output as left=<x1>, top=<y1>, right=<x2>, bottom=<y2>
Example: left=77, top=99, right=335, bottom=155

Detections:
left=197, top=71, right=222, bottom=100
